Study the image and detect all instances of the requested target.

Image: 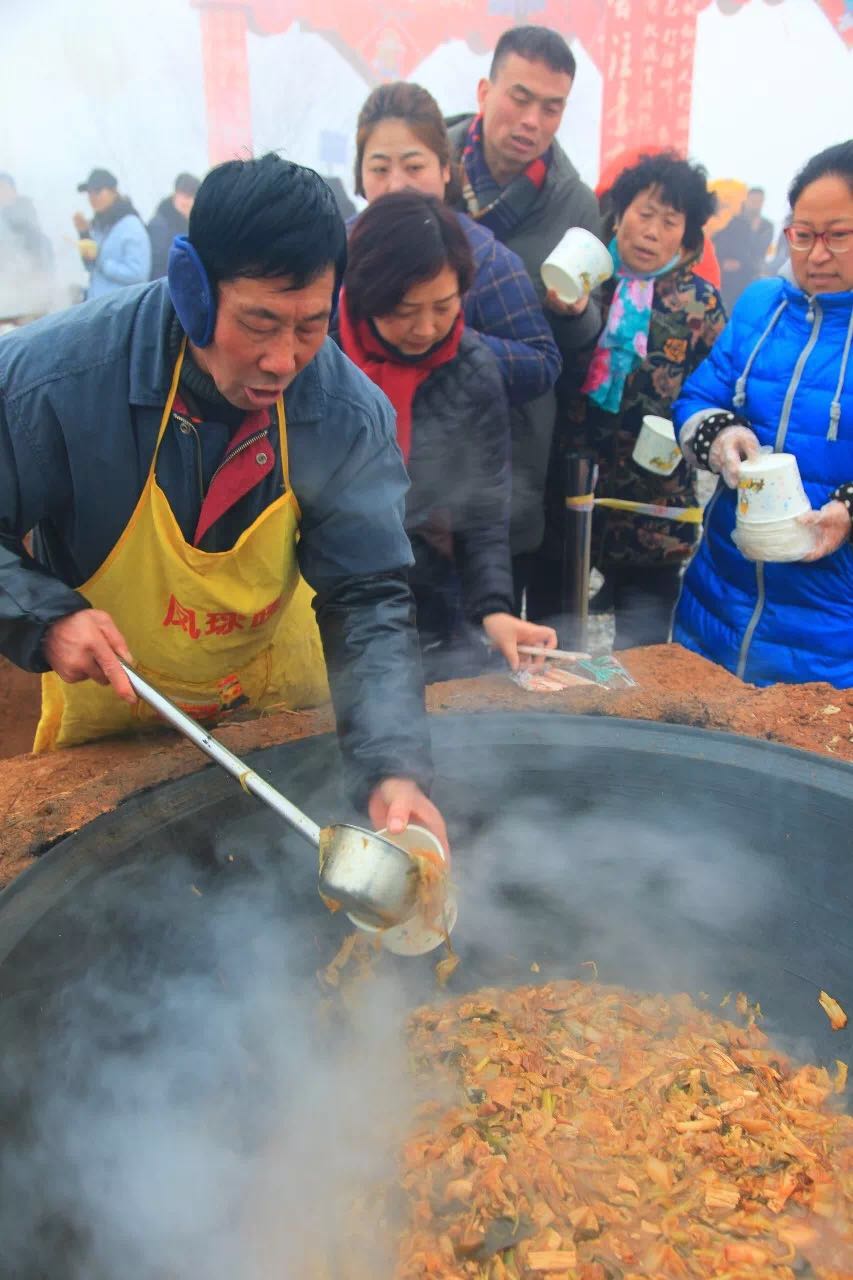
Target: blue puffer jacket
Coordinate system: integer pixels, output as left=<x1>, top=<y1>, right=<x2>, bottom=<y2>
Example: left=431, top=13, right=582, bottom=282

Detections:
left=673, top=278, right=853, bottom=689
left=87, top=208, right=151, bottom=299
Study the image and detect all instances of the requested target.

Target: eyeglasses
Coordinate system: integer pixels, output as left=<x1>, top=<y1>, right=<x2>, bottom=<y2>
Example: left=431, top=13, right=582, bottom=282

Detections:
left=784, top=225, right=853, bottom=255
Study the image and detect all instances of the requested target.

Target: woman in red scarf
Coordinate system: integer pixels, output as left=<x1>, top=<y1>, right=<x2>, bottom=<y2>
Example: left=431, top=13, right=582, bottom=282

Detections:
left=338, top=191, right=556, bottom=679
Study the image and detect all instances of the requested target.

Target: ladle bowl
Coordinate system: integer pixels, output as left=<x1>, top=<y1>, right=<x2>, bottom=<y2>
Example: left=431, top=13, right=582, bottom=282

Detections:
left=120, top=661, right=428, bottom=930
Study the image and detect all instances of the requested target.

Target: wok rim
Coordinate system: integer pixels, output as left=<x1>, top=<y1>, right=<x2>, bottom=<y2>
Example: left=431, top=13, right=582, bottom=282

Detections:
left=0, top=714, right=850, bottom=969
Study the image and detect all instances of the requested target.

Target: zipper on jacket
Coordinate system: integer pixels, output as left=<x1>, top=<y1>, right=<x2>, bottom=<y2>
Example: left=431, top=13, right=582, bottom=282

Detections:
left=774, top=298, right=822, bottom=452
left=736, top=562, right=765, bottom=681
left=208, top=426, right=271, bottom=488
left=173, top=413, right=272, bottom=499
left=173, top=411, right=205, bottom=502
left=735, top=299, right=822, bottom=679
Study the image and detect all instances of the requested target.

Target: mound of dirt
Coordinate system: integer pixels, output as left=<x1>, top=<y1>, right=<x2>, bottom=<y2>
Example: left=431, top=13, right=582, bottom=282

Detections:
left=0, top=645, right=849, bottom=888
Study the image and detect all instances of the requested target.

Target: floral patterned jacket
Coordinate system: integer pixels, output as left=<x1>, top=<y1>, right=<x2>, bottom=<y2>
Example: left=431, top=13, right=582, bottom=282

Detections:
left=552, top=246, right=727, bottom=568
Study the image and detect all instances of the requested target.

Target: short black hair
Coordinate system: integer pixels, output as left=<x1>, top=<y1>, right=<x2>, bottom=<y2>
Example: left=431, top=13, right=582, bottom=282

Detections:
left=345, top=191, right=474, bottom=321
left=747, top=187, right=764, bottom=197
left=490, top=25, right=576, bottom=81
left=188, top=153, right=346, bottom=291
left=174, top=172, right=201, bottom=197
left=608, top=152, right=717, bottom=253
left=788, top=140, right=853, bottom=208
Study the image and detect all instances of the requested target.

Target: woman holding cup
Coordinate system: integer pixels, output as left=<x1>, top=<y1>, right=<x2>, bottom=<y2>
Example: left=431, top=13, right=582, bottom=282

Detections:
left=674, top=141, right=853, bottom=687
left=534, top=153, right=725, bottom=647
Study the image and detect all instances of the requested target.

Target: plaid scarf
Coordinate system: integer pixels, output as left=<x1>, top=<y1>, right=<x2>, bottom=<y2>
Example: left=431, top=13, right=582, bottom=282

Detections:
left=461, top=115, right=550, bottom=241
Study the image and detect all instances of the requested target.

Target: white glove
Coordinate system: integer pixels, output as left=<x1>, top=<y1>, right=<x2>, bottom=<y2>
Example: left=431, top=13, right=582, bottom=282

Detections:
left=797, top=500, right=852, bottom=562
left=708, top=425, right=761, bottom=489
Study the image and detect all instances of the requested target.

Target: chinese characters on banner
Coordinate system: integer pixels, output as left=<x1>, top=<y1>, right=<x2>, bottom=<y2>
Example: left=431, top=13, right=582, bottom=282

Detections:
left=600, top=0, right=703, bottom=175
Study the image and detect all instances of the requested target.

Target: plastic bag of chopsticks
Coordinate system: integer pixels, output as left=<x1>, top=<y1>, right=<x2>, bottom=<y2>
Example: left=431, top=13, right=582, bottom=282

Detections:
left=509, top=646, right=637, bottom=694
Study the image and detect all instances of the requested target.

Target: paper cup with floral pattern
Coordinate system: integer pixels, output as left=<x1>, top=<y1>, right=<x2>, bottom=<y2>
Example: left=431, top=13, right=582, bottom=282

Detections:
left=541, top=228, right=614, bottom=305
left=736, top=453, right=810, bottom=525
left=632, top=415, right=682, bottom=476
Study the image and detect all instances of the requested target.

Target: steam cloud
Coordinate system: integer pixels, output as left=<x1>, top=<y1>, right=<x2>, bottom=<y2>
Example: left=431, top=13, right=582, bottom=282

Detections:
left=0, top=736, right=841, bottom=1278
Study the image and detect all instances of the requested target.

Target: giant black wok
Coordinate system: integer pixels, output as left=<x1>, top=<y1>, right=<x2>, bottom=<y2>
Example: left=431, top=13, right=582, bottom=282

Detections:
left=0, top=714, right=850, bottom=1278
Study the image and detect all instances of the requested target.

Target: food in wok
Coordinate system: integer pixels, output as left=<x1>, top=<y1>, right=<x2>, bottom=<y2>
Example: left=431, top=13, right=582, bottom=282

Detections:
left=393, top=980, right=851, bottom=1279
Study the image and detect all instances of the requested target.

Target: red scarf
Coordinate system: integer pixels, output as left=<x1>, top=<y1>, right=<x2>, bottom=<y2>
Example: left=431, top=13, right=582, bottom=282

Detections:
left=338, top=290, right=464, bottom=461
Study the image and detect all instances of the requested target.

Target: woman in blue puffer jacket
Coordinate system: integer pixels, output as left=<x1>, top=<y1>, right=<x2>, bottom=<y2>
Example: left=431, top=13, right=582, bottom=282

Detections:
left=673, top=141, right=853, bottom=688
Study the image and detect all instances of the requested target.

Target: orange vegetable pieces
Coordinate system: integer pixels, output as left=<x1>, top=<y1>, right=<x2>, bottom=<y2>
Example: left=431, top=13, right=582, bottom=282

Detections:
left=819, top=990, right=848, bottom=1030
left=483, top=1077, right=517, bottom=1110
left=394, top=979, right=853, bottom=1279
left=526, top=1249, right=577, bottom=1272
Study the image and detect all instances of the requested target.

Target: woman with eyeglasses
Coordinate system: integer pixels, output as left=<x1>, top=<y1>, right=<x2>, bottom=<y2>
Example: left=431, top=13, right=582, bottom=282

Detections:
left=674, top=140, right=853, bottom=687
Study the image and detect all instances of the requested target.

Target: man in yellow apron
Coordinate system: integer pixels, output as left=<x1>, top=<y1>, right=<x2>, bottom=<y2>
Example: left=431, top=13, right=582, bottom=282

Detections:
left=0, top=154, right=446, bottom=849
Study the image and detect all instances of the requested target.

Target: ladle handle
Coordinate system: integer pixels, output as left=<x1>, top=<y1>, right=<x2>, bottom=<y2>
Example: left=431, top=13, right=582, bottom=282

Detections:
left=119, top=662, right=322, bottom=848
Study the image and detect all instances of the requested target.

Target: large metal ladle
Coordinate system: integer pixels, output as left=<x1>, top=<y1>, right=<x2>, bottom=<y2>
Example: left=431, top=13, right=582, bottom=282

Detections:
left=119, top=663, right=422, bottom=928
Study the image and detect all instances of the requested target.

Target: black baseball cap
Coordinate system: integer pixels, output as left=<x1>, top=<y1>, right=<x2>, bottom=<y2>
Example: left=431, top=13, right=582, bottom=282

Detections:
left=77, top=168, right=118, bottom=193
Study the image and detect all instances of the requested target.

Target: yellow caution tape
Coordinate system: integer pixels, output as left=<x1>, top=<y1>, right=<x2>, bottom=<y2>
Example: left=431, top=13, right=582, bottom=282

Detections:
left=565, top=495, right=703, bottom=525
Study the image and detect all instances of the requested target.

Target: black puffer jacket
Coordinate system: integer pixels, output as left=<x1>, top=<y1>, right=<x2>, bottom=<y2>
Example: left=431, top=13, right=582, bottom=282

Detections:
left=403, top=330, right=514, bottom=636
left=147, top=197, right=188, bottom=280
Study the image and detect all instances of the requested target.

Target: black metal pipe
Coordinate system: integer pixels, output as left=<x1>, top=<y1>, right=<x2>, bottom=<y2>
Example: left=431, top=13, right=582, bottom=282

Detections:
left=560, top=451, right=597, bottom=651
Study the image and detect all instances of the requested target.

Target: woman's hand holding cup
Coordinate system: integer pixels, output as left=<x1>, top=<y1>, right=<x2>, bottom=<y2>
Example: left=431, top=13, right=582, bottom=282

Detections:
left=545, top=287, right=590, bottom=317
left=797, top=500, right=852, bottom=562
left=708, top=424, right=762, bottom=489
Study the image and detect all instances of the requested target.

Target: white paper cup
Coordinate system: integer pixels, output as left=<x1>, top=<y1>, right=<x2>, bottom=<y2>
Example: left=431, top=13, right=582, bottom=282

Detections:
left=731, top=516, right=815, bottom=563
left=346, top=824, right=456, bottom=956
left=541, top=227, right=614, bottom=305
left=736, top=453, right=811, bottom=525
left=632, top=415, right=682, bottom=476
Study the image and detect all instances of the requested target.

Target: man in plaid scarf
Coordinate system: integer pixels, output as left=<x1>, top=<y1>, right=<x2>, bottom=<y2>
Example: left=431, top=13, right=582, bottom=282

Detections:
left=447, top=26, right=602, bottom=613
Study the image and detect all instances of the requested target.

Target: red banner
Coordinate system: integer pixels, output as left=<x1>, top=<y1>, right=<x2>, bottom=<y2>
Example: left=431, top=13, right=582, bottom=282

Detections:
left=192, top=0, right=605, bottom=81
left=191, top=0, right=851, bottom=171
left=599, top=0, right=705, bottom=175
left=199, top=6, right=253, bottom=164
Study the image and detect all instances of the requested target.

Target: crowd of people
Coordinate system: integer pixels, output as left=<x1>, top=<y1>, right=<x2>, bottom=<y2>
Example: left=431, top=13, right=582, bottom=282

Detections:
left=0, top=168, right=202, bottom=322
left=0, top=24, right=851, bottom=841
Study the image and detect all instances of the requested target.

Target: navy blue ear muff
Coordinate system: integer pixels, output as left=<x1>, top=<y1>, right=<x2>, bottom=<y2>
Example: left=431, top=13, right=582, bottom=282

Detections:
left=167, top=236, right=216, bottom=348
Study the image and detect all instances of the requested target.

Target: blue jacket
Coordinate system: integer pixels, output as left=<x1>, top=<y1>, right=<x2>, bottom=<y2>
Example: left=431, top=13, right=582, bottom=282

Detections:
left=458, top=213, right=561, bottom=404
left=0, top=280, right=432, bottom=799
left=87, top=210, right=151, bottom=299
left=673, top=278, right=853, bottom=688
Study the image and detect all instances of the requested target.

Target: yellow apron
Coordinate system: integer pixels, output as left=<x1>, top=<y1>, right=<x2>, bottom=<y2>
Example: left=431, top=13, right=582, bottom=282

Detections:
left=35, top=344, right=328, bottom=751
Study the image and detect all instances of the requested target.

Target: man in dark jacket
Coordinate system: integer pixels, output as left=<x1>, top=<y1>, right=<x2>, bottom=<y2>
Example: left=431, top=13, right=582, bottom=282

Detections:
left=0, top=154, right=445, bottom=846
left=148, top=173, right=201, bottom=279
left=713, top=187, right=774, bottom=312
left=446, top=25, right=603, bottom=606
